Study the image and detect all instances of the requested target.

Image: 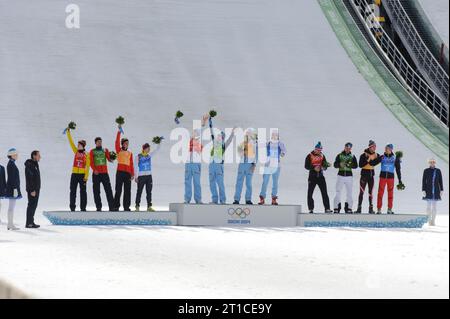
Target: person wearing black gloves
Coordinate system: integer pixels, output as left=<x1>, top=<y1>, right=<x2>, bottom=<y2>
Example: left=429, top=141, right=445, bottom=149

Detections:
left=304, top=142, right=332, bottom=214
left=333, top=142, right=358, bottom=214
left=376, top=144, right=402, bottom=214
left=356, top=140, right=381, bottom=214
left=25, top=150, right=41, bottom=228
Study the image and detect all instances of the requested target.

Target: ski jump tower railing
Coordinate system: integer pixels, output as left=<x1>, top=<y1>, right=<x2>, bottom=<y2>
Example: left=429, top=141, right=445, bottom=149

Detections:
left=350, top=0, right=449, bottom=127
left=382, top=0, right=449, bottom=101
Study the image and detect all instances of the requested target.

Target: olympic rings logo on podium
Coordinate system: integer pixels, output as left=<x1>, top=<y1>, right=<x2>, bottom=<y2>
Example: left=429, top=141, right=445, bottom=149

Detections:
left=228, top=207, right=251, bottom=219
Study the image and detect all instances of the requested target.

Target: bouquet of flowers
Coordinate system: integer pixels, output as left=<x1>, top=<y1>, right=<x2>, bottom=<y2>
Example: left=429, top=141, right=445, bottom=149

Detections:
left=63, top=121, right=77, bottom=135
left=397, top=181, right=406, bottom=191
left=152, top=136, right=164, bottom=145
left=209, top=110, right=217, bottom=118
left=109, top=151, right=117, bottom=161
left=116, top=116, right=125, bottom=133
left=174, top=110, right=184, bottom=125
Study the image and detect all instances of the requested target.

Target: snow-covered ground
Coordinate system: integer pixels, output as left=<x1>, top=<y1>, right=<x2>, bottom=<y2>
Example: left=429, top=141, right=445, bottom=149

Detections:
left=0, top=0, right=448, bottom=298
left=417, top=0, right=449, bottom=45
left=0, top=216, right=448, bottom=299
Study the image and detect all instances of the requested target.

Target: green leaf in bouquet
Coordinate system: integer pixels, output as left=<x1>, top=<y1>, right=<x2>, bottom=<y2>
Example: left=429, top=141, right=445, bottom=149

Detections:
left=176, top=111, right=184, bottom=119
left=68, top=121, right=77, bottom=130
left=209, top=110, right=217, bottom=118
left=109, top=151, right=117, bottom=161
left=115, top=116, right=125, bottom=126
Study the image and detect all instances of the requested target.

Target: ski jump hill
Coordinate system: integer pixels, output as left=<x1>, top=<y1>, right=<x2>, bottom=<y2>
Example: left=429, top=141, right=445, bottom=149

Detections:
left=0, top=0, right=448, bottom=225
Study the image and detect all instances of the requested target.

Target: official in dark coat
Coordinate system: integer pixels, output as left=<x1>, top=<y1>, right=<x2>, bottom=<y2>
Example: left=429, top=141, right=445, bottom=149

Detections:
left=0, top=164, right=6, bottom=198
left=25, top=150, right=42, bottom=228
left=422, top=158, right=444, bottom=226
left=0, top=164, right=6, bottom=224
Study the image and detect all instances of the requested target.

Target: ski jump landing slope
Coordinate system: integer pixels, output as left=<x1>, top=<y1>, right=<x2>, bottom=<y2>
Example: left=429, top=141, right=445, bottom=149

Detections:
left=0, top=0, right=447, bottom=213
left=0, top=0, right=448, bottom=299
left=418, top=0, right=449, bottom=45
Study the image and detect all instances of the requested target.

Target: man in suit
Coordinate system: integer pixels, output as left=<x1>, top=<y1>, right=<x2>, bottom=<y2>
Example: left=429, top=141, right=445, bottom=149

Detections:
left=25, top=150, right=41, bottom=228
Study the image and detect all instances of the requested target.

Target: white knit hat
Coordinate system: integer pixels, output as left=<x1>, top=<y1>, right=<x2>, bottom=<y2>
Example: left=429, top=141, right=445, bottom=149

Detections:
left=7, top=148, right=17, bottom=157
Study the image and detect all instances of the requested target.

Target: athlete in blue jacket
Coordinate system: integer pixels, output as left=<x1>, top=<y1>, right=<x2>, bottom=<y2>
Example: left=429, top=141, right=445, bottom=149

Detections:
left=135, top=143, right=160, bottom=211
left=258, top=130, right=286, bottom=205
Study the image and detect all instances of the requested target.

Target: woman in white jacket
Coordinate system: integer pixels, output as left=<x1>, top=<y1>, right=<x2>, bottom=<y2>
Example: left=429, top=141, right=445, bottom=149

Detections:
left=5, top=148, right=22, bottom=230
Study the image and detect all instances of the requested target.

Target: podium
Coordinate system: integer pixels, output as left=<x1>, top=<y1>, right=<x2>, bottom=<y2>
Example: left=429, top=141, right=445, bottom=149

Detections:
left=43, top=211, right=177, bottom=226
left=298, top=213, right=428, bottom=228
left=43, top=207, right=428, bottom=228
left=169, top=203, right=302, bottom=227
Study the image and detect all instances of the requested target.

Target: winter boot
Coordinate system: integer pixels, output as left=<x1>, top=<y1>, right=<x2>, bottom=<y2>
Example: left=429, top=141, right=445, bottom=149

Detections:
left=325, top=209, right=333, bottom=214
left=346, top=209, right=353, bottom=214
left=387, top=209, right=394, bottom=215
left=344, top=202, right=349, bottom=213
left=135, top=204, right=140, bottom=212
left=233, top=200, right=239, bottom=205
left=258, top=196, right=265, bottom=205
left=271, top=196, right=279, bottom=206
left=376, top=209, right=382, bottom=215
left=334, top=208, right=340, bottom=214
left=245, top=200, right=253, bottom=205
left=355, top=207, right=362, bottom=214
left=369, top=206, right=375, bottom=214
left=26, top=223, right=40, bottom=229
left=309, top=210, right=314, bottom=214
left=147, top=206, right=155, bottom=212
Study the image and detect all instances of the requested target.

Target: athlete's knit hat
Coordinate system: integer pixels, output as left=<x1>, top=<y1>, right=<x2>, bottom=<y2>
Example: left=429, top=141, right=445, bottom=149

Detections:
left=142, top=143, right=150, bottom=150
left=315, top=141, right=323, bottom=150
left=345, top=142, right=353, bottom=148
left=386, top=143, right=394, bottom=150
left=78, top=140, right=87, bottom=148
left=7, top=148, right=17, bottom=157
left=368, top=140, right=376, bottom=147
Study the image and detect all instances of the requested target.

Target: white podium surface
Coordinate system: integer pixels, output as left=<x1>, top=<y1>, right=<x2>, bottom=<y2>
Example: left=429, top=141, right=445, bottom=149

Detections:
left=169, top=203, right=302, bottom=227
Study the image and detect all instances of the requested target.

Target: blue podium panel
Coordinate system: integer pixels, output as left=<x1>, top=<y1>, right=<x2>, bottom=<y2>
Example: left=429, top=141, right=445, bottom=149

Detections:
left=43, top=211, right=177, bottom=226
left=298, top=213, right=428, bottom=228
left=169, top=203, right=302, bottom=227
